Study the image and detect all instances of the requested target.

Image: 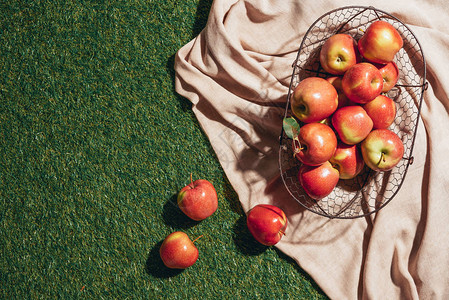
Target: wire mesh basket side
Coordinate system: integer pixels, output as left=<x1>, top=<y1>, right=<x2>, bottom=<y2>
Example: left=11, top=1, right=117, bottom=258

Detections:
left=279, top=6, right=426, bottom=219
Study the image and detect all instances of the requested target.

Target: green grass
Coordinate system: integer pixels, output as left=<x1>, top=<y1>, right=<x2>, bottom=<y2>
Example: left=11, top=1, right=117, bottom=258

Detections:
left=0, top=0, right=327, bottom=298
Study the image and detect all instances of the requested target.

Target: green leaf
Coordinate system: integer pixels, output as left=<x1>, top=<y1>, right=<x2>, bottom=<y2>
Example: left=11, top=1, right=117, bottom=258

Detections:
left=283, top=117, right=300, bottom=139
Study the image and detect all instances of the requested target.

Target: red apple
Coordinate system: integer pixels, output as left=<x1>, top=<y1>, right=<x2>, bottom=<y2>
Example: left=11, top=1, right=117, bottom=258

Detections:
left=363, top=95, right=396, bottom=129
left=332, top=106, right=373, bottom=145
left=327, top=76, right=354, bottom=108
left=291, top=77, right=338, bottom=123
left=177, top=174, right=218, bottom=221
left=246, top=204, right=287, bottom=246
left=292, top=122, right=337, bottom=166
left=329, top=142, right=364, bottom=179
left=361, top=129, right=405, bottom=171
left=159, top=231, right=202, bottom=269
left=298, top=161, right=339, bottom=200
left=375, top=61, right=399, bottom=93
left=320, top=34, right=358, bottom=75
left=342, top=62, right=383, bottom=104
left=358, top=20, right=403, bottom=64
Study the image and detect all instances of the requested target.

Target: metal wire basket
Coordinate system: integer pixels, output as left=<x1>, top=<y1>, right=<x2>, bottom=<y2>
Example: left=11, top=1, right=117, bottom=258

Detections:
left=279, top=6, right=427, bottom=219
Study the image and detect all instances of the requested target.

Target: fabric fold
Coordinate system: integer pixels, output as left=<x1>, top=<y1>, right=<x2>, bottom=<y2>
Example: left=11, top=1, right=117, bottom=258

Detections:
left=175, top=1, right=449, bottom=299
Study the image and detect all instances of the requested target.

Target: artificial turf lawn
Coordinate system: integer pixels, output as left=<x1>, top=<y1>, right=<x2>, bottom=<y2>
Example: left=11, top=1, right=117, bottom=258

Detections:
left=0, top=0, right=328, bottom=298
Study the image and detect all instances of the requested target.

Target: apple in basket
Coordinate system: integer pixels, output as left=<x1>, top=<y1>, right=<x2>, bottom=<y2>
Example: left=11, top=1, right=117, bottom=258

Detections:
left=363, top=95, right=397, bottom=129
left=361, top=129, right=405, bottom=171
left=326, top=76, right=354, bottom=108
left=291, top=77, right=338, bottom=123
left=298, top=161, right=340, bottom=200
left=329, top=142, right=365, bottom=180
left=358, top=20, right=403, bottom=64
left=342, top=62, right=383, bottom=104
left=246, top=204, right=288, bottom=246
left=319, top=33, right=358, bottom=75
left=292, top=122, right=337, bottom=166
left=177, top=174, right=218, bottom=221
left=159, top=231, right=203, bottom=269
left=375, top=61, right=399, bottom=93
left=332, top=105, right=373, bottom=145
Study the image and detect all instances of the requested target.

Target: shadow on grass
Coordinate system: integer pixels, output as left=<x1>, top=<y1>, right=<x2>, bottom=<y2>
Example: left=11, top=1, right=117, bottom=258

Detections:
left=232, top=215, right=268, bottom=256
left=145, top=241, right=184, bottom=278
left=162, top=194, right=199, bottom=229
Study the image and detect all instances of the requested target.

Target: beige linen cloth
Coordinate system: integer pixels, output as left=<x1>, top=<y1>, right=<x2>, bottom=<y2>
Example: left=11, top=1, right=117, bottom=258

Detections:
left=174, top=0, right=449, bottom=299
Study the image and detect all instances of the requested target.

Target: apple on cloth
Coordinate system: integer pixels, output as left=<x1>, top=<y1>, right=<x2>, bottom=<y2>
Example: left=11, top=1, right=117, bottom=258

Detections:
left=246, top=204, right=287, bottom=246
left=174, top=1, right=449, bottom=299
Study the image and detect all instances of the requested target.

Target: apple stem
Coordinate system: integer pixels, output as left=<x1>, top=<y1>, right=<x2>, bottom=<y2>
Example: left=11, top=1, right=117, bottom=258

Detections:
left=377, top=153, right=386, bottom=165
left=189, top=173, right=194, bottom=188
left=280, top=230, right=286, bottom=237
left=192, top=235, right=204, bottom=243
left=293, top=137, right=303, bottom=156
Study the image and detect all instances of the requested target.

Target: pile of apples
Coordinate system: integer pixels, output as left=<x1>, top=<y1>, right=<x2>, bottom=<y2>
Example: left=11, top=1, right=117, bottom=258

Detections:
left=287, top=20, right=405, bottom=200
left=159, top=175, right=288, bottom=269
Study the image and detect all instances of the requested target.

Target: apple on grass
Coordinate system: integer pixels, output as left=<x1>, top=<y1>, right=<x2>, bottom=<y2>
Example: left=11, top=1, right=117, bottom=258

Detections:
left=320, top=33, right=358, bottom=75
left=298, top=161, right=339, bottom=200
left=363, top=95, right=396, bottom=129
left=361, top=129, right=405, bottom=171
left=332, top=105, right=373, bottom=145
left=159, top=231, right=203, bottom=269
left=342, top=62, right=383, bottom=104
left=177, top=174, right=218, bottom=221
left=375, top=61, right=399, bottom=93
left=358, top=20, right=403, bottom=64
left=246, top=204, right=287, bottom=246
left=292, top=122, right=337, bottom=166
left=291, top=77, right=338, bottom=123
left=329, top=142, right=364, bottom=179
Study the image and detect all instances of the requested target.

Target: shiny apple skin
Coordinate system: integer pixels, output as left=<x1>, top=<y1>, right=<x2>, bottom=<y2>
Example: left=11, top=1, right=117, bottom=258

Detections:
left=159, top=232, right=199, bottom=269
left=361, top=129, right=405, bottom=171
left=291, top=77, right=338, bottom=123
left=358, top=20, right=403, bottom=64
left=332, top=106, right=373, bottom=145
left=375, top=61, right=399, bottom=93
left=298, top=161, right=340, bottom=200
left=330, top=142, right=365, bottom=179
left=293, top=122, right=337, bottom=166
left=177, top=179, right=218, bottom=221
left=363, top=95, right=396, bottom=129
left=342, top=62, right=383, bottom=104
left=246, top=204, right=288, bottom=246
left=320, top=34, right=358, bottom=75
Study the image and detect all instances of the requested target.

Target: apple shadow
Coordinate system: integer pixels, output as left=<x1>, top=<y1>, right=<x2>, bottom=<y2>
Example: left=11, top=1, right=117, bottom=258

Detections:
left=232, top=215, right=268, bottom=256
left=145, top=241, right=184, bottom=278
left=162, top=194, right=200, bottom=229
